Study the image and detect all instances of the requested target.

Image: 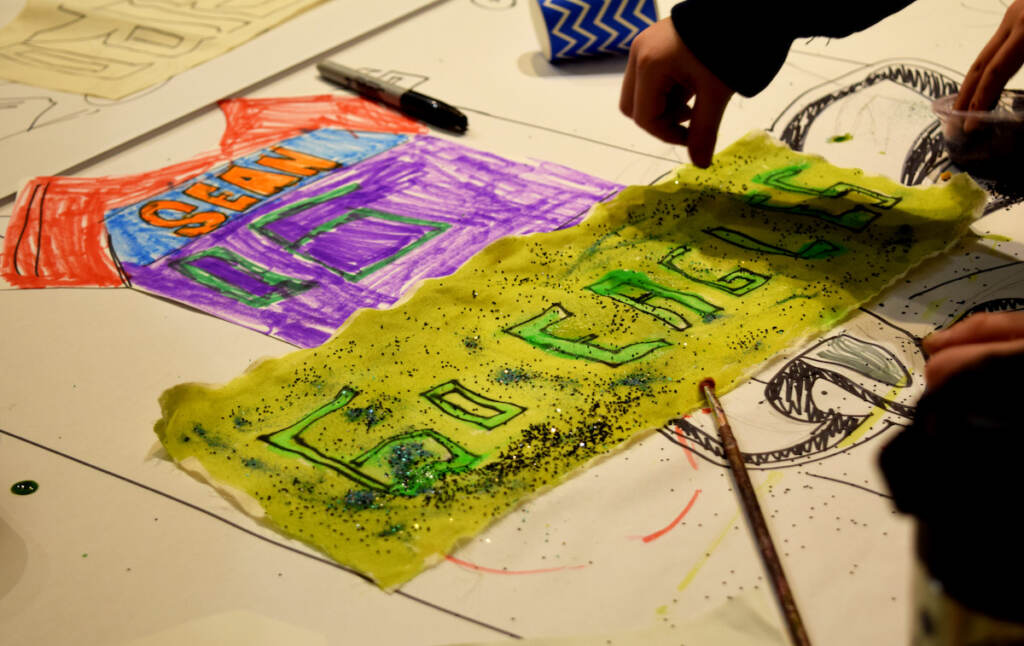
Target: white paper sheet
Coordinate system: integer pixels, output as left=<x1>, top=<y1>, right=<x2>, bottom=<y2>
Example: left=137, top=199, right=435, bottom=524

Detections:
left=4, top=1, right=1023, bottom=644
left=0, top=0, right=443, bottom=200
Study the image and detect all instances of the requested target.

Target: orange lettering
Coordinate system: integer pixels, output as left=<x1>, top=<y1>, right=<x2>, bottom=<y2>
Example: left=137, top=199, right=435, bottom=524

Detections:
left=138, top=200, right=226, bottom=237
left=184, top=182, right=259, bottom=212
left=219, top=164, right=298, bottom=196
left=256, top=146, right=338, bottom=177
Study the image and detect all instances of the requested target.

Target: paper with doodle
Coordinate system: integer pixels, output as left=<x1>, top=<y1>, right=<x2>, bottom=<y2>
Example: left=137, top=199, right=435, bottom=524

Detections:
left=0, top=0, right=324, bottom=98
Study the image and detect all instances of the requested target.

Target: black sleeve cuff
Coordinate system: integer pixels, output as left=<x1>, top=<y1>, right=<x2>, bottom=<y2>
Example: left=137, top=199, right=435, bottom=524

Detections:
left=670, top=0, right=916, bottom=97
left=671, top=0, right=793, bottom=97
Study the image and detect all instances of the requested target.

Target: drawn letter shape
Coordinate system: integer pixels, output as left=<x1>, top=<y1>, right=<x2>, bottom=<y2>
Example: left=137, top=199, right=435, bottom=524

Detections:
left=219, top=165, right=300, bottom=196
left=97, top=3, right=246, bottom=42
left=659, top=246, right=770, bottom=296
left=421, top=380, right=525, bottom=430
left=704, top=227, right=845, bottom=260
left=171, top=247, right=317, bottom=308
left=184, top=182, right=260, bottom=212
left=349, top=430, right=484, bottom=497
left=586, top=269, right=720, bottom=330
left=745, top=163, right=901, bottom=231
left=260, top=387, right=483, bottom=496
left=258, top=387, right=393, bottom=491
left=0, top=42, right=147, bottom=79
left=138, top=200, right=226, bottom=237
left=256, top=146, right=339, bottom=177
left=504, top=303, right=670, bottom=367
left=249, top=183, right=450, bottom=282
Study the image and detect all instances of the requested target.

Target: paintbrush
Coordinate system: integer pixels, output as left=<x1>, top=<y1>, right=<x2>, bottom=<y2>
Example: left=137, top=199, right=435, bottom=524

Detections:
left=699, top=377, right=812, bottom=646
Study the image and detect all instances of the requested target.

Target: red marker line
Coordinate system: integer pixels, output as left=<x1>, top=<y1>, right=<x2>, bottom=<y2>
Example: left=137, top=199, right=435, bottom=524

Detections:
left=445, top=555, right=588, bottom=576
left=642, top=488, right=702, bottom=543
left=671, top=425, right=700, bottom=471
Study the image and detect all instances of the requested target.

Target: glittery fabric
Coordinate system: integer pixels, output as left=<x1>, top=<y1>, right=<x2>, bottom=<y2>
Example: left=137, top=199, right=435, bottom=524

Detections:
left=155, top=131, right=985, bottom=589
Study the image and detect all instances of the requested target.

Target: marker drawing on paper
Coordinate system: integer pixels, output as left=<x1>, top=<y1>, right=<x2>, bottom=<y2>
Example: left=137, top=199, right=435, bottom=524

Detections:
left=1, top=95, right=622, bottom=346
left=662, top=332, right=915, bottom=468
left=770, top=58, right=1024, bottom=215
left=0, top=1, right=437, bottom=199
left=0, top=0, right=325, bottom=98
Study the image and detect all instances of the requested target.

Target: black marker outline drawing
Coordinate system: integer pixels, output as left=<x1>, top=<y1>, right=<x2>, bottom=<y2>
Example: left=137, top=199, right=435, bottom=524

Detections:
left=908, top=261, right=1024, bottom=331
left=660, top=332, right=915, bottom=469
left=770, top=58, right=1024, bottom=215
left=0, top=0, right=313, bottom=87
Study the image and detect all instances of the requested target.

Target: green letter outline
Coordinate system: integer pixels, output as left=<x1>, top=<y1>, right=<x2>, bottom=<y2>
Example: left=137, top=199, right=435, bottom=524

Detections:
left=585, top=269, right=721, bottom=330
left=171, top=246, right=317, bottom=308
left=659, top=246, right=770, bottom=296
left=505, top=303, right=670, bottom=367
left=421, top=379, right=525, bottom=430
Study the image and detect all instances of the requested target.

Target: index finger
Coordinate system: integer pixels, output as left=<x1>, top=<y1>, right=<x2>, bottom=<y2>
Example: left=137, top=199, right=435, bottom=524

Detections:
left=956, top=22, right=1012, bottom=110
left=620, top=45, right=639, bottom=117
left=922, top=311, right=1024, bottom=354
left=684, top=86, right=731, bottom=168
left=925, top=337, right=1024, bottom=389
left=970, top=28, right=1024, bottom=111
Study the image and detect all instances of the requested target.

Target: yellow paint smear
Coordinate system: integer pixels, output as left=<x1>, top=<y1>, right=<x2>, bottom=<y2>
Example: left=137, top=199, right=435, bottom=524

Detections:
left=677, top=472, right=784, bottom=592
left=836, top=381, right=909, bottom=450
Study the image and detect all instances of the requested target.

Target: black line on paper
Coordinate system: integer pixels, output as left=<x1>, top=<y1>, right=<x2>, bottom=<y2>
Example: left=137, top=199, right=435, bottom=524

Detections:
left=0, top=427, right=522, bottom=640
left=907, top=261, right=1023, bottom=299
left=458, top=106, right=681, bottom=164
left=803, top=471, right=893, bottom=499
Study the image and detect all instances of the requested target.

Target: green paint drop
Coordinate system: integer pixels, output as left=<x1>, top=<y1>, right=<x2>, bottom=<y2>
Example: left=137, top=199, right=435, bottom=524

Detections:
left=828, top=133, right=853, bottom=143
left=10, top=480, right=38, bottom=495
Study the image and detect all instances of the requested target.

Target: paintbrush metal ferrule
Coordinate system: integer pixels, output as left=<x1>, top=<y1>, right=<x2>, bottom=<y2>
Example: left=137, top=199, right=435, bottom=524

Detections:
left=699, top=379, right=730, bottom=433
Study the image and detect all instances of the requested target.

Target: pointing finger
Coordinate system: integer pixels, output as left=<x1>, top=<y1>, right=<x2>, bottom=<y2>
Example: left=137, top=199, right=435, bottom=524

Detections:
left=620, top=45, right=639, bottom=117
left=685, top=86, right=732, bottom=168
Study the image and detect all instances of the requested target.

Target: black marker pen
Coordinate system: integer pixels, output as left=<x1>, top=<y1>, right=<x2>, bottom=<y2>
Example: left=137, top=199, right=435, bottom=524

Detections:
left=316, top=60, right=468, bottom=133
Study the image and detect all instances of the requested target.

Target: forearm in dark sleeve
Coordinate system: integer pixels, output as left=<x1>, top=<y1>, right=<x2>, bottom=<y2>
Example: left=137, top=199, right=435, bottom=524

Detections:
left=671, top=0, right=916, bottom=97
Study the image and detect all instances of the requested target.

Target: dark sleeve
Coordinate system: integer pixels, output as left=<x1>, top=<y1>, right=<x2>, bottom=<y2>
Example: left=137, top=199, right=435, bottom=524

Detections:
left=671, top=0, right=917, bottom=97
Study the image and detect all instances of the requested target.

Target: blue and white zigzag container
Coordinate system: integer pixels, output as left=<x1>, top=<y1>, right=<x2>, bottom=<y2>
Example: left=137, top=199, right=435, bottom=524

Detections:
left=530, top=0, right=658, bottom=62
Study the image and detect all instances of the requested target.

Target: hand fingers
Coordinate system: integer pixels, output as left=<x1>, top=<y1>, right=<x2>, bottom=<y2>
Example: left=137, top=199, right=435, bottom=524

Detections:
left=620, top=45, right=638, bottom=117
left=660, top=84, right=694, bottom=128
left=685, top=87, right=731, bottom=168
left=629, top=57, right=692, bottom=145
left=640, top=117, right=690, bottom=146
left=925, top=337, right=1024, bottom=389
left=956, top=21, right=1012, bottom=110
left=618, top=17, right=728, bottom=159
left=970, top=26, right=1024, bottom=111
left=630, top=62, right=677, bottom=132
left=636, top=86, right=693, bottom=146
left=922, top=310, right=1024, bottom=354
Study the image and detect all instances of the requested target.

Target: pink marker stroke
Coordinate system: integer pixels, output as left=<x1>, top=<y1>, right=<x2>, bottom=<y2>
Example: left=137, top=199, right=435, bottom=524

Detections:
left=641, top=488, right=702, bottom=543
left=445, top=555, right=588, bottom=576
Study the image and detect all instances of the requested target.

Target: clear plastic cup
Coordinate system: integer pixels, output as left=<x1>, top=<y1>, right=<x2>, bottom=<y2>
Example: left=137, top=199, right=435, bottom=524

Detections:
left=932, top=90, right=1024, bottom=180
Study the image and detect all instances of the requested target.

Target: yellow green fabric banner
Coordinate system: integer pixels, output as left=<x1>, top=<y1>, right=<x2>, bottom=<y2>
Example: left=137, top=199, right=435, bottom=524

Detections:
left=155, top=132, right=985, bottom=589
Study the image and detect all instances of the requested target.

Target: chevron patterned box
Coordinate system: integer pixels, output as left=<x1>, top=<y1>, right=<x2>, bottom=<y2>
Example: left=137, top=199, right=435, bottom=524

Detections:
left=530, top=0, right=658, bottom=62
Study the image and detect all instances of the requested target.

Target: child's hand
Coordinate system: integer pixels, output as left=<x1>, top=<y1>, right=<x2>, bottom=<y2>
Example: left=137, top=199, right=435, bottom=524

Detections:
left=922, top=311, right=1024, bottom=389
left=956, top=0, right=1024, bottom=111
left=619, top=17, right=733, bottom=168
